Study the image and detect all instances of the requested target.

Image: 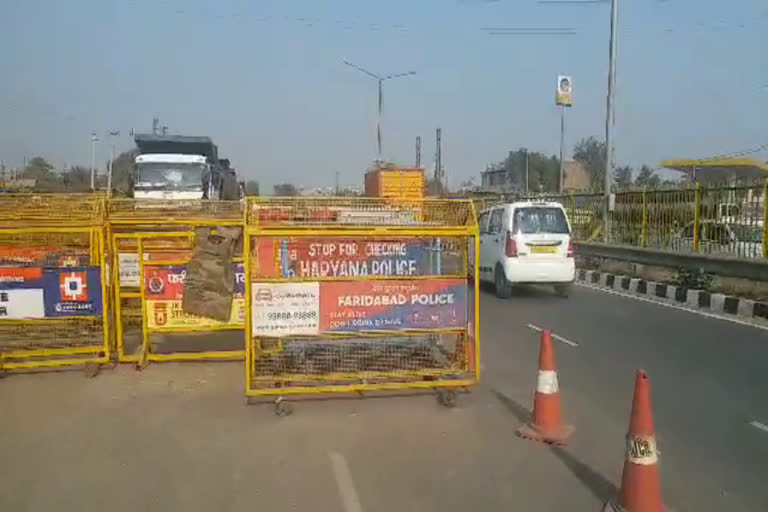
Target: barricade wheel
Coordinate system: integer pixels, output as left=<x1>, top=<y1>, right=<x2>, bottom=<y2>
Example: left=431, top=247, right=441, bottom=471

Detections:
left=438, top=390, right=457, bottom=408
left=84, top=362, right=101, bottom=378
left=274, top=398, right=293, bottom=417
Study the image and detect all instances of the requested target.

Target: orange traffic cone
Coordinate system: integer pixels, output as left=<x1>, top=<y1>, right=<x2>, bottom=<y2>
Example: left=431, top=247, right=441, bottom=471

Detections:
left=516, top=329, right=574, bottom=445
left=603, top=370, right=667, bottom=512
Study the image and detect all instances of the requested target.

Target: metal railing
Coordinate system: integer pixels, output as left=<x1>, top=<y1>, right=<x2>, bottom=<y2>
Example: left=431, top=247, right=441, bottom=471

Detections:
left=472, top=180, right=767, bottom=260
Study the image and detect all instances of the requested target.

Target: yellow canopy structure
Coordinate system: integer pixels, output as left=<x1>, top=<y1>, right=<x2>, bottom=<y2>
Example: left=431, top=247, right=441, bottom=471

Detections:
left=661, top=157, right=768, bottom=181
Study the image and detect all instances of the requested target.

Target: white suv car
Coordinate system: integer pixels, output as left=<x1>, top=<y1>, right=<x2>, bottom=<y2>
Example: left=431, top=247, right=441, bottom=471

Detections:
left=473, top=201, right=575, bottom=298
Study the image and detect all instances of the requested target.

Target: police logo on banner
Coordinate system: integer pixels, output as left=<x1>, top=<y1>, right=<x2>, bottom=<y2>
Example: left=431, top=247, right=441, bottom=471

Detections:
left=148, top=276, right=165, bottom=294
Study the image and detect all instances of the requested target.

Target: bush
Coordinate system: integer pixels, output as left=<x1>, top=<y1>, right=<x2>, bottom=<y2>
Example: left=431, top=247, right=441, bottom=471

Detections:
left=673, top=267, right=713, bottom=291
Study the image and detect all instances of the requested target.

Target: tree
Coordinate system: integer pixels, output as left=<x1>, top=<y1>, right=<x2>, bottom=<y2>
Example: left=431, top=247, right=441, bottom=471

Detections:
left=21, top=156, right=60, bottom=191
left=273, top=183, right=298, bottom=196
left=614, top=165, right=633, bottom=190
left=61, top=166, right=92, bottom=192
left=244, top=180, right=260, bottom=196
left=108, top=150, right=138, bottom=195
left=572, top=137, right=606, bottom=191
left=635, top=165, right=660, bottom=188
left=496, top=148, right=560, bottom=193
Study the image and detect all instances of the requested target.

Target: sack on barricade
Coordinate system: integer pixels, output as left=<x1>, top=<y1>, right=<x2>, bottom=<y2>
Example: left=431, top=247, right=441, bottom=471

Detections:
left=182, top=226, right=241, bottom=321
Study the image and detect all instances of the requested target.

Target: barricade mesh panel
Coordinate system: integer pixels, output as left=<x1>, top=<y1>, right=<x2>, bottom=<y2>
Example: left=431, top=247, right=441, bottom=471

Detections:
left=251, top=333, right=467, bottom=384
left=0, top=318, right=103, bottom=351
left=0, top=195, right=104, bottom=227
left=247, top=198, right=476, bottom=228
left=0, top=227, right=106, bottom=359
left=246, top=218, right=478, bottom=394
left=0, top=232, right=93, bottom=267
left=109, top=199, right=243, bottom=224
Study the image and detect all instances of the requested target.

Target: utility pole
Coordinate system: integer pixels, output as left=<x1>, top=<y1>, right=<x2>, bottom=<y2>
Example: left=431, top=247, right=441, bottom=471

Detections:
left=334, top=171, right=340, bottom=195
left=435, top=128, right=442, bottom=193
left=415, top=136, right=421, bottom=168
left=90, top=132, right=98, bottom=191
left=106, top=130, right=120, bottom=197
left=559, top=105, right=566, bottom=193
left=525, top=149, right=530, bottom=194
left=604, top=0, right=618, bottom=242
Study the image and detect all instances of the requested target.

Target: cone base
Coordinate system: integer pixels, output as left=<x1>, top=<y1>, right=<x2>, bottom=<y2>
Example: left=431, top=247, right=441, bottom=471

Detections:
left=602, top=501, right=669, bottom=512
left=516, top=422, right=574, bottom=445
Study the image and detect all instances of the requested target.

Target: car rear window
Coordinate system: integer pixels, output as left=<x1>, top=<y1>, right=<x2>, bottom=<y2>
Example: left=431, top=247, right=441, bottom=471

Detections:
left=513, top=207, right=570, bottom=234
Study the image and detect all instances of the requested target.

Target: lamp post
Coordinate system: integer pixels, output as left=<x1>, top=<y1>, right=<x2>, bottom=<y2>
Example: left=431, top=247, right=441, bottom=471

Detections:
left=106, top=130, right=120, bottom=197
left=343, top=59, right=415, bottom=161
left=604, top=0, right=618, bottom=242
left=90, top=132, right=98, bottom=191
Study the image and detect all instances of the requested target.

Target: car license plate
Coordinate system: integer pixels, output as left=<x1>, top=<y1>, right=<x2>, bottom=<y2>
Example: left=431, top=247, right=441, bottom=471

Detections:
left=531, top=245, right=557, bottom=254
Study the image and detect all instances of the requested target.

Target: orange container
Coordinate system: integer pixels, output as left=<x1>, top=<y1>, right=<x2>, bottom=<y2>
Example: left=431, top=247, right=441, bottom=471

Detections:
left=365, top=168, right=425, bottom=199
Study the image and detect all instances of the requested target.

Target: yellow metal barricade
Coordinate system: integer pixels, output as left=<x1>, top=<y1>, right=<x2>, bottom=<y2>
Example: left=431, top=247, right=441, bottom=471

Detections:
left=243, top=197, right=480, bottom=412
left=107, top=199, right=246, bottom=367
left=0, top=195, right=110, bottom=375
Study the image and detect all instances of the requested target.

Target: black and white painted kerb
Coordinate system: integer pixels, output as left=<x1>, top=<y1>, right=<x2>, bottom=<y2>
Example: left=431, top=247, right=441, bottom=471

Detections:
left=577, top=269, right=768, bottom=321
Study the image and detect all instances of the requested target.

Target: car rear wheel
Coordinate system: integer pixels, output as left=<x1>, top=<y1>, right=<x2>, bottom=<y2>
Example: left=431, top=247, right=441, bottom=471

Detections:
left=554, top=283, right=571, bottom=298
left=494, top=265, right=512, bottom=299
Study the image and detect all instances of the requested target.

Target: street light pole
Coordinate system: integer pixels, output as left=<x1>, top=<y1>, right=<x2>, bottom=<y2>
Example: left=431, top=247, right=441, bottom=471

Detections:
left=559, top=105, right=566, bottom=193
left=377, top=78, right=383, bottom=159
left=343, top=59, right=415, bottom=161
left=525, top=149, right=529, bottom=194
left=604, top=0, right=618, bottom=242
left=106, top=130, right=120, bottom=197
left=90, top=132, right=98, bottom=191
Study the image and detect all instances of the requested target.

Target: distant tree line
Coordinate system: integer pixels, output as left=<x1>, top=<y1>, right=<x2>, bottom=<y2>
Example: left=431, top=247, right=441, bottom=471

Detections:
left=8, top=153, right=137, bottom=194
left=572, top=136, right=669, bottom=191
left=10, top=152, right=268, bottom=197
left=487, top=148, right=561, bottom=193
left=488, top=136, right=673, bottom=193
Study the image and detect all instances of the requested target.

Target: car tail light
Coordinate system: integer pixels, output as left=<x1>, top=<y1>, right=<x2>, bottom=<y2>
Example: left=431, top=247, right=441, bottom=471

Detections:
left=567, top=239, right=575, bottom=258
left=505, top=232, right=518, bottom=258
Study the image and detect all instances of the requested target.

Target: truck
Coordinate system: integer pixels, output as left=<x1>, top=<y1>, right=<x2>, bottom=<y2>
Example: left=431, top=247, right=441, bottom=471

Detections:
left=132, top=134, right=239, bottom=200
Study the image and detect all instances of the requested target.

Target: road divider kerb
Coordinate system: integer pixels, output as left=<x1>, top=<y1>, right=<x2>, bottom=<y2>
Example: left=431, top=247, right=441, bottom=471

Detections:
left=576, top=280, right=768, bottom=333
left=576, top=268, right=768, bottom=321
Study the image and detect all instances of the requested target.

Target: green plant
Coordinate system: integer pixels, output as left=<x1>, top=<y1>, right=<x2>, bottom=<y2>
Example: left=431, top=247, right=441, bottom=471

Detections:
left=672, top=267, right=713, bottom=291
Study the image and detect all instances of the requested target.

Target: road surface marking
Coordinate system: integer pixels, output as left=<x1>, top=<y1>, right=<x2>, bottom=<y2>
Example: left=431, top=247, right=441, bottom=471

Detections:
left=576, top=282, right=768, bottom=333
left=749, top=421, right=768, bottom=433
left=527, top=324, right=579, bottom=347
left=329, top=451, right=363, bottom=512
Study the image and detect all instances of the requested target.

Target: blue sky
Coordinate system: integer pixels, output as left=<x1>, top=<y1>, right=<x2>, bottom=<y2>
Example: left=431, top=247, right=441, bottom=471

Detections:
left=1, top=0, right=766, bottom=190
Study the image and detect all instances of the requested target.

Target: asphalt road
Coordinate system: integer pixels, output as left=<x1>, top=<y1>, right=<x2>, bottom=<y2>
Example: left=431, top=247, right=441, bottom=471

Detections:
left=480, top=282, right=768, bottom=511
left=1, top=284, right=766, bottom=511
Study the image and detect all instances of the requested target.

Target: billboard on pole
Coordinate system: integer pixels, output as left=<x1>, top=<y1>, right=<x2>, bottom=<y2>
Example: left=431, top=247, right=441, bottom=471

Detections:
left=556, top=75, right=573, bottom=106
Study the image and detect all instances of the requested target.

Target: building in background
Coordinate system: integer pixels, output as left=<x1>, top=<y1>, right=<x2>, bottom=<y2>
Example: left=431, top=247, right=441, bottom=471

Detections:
left=562, top=160, right=589, bottom=191
left=480, top=165, right=510, bottom=192
left=0, top=175, right=36, bottom=192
